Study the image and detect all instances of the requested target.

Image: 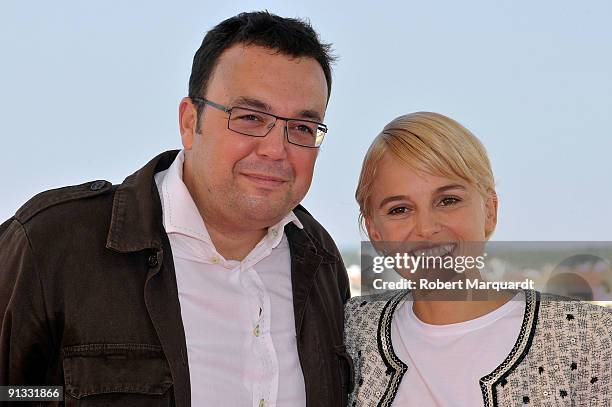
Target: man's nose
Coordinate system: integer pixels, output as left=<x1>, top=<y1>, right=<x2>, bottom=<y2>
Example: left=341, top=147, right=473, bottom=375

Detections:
left=256, top=120, right=289, bottom=160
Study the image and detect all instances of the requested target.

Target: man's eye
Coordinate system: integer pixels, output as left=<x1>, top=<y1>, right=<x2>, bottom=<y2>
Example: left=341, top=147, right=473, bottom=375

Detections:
left=439, top=197, right=461, bottom=206
left=236, top=114, right=262, bottom=122
left=291, top=123, right=315, bottom=134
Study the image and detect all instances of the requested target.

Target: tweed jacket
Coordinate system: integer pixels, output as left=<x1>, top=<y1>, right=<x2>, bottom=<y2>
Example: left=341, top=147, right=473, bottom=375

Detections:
left=344, top=290, right=612, bottom=406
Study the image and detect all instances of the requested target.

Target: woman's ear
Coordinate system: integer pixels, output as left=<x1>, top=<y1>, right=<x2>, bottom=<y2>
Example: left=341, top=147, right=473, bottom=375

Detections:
left=365, top=216, right=382, bottom=242
left=484, top=191, right=498, bottom=237
left=365, top=216, right=390, bottom=257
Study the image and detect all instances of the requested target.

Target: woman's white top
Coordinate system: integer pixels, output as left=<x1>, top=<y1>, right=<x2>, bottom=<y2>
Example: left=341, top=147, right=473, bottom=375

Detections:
left=391, top=292, right=525, bottom=406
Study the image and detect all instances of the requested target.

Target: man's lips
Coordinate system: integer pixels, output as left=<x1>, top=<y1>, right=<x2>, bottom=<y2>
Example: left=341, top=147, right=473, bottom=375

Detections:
left=240, top=172, right=289, bottom=187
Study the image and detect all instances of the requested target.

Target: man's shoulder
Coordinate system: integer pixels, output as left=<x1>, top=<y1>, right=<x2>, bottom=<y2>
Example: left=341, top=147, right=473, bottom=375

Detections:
left=12, top=180, right=115, bottom=227
left=292, top=204, right=340, bottom=261
left=344, top=291, right=407, bottom=353
left=292, top=204, right=323, bottom=235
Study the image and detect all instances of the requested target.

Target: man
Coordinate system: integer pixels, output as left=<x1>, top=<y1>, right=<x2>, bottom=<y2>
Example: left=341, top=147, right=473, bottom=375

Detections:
left=0, top=12, right=352, bottom=407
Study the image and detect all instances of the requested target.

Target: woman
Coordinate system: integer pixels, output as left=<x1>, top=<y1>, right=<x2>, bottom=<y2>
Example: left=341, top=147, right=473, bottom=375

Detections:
left=346, top=112, right=612, bottom=406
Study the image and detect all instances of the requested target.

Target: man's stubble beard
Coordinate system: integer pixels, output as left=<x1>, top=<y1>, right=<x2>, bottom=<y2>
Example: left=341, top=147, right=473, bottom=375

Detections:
left=213, top=178, right=300, bottom=229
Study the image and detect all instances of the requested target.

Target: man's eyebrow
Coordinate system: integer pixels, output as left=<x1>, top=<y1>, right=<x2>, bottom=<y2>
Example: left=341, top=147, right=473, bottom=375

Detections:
left=230, top=96, right=272, bottom=112
left=230, top=96, right=323, bottom=122
left=297, top=109, right=323, bottom=122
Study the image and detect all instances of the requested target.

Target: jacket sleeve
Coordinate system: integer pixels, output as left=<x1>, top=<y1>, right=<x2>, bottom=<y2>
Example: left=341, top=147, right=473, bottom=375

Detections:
left=0, top=218, right=53, bottom=384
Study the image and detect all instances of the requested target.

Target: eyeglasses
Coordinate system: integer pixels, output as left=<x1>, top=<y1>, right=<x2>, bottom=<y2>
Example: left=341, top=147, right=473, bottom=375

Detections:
left=191, top=97, right=328, bottom=148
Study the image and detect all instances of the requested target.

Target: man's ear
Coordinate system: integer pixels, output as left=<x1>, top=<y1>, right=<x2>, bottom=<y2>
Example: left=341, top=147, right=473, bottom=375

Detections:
left=179, top=97, right=198, bottom=150
left=484, top=191, right=498, bottom=237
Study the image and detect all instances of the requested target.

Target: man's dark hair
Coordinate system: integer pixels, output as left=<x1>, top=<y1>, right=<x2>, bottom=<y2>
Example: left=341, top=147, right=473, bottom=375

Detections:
left=188, top=11, right=335, bottom=102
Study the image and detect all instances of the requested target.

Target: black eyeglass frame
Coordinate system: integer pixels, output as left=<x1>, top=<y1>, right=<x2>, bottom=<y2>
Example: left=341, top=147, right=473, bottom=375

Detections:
left=190, top=97, right=328, bottom=148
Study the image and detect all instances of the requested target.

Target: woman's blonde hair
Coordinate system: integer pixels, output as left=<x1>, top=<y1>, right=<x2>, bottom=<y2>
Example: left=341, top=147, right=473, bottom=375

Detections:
left=355, top=112, right=496, bottom=237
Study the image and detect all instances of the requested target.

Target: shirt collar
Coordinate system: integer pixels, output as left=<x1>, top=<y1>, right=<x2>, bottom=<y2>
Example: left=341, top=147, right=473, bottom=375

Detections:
left=158, top=150, right=303, bottom=252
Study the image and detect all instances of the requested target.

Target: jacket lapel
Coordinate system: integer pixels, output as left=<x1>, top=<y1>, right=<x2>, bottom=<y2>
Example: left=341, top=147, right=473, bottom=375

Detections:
left=106, top=150, right=179, bottom=253
left=479, top=290, right=540, bottom=407
left=286, top=222, right=323, bottom=338
left=377, top=291, right=410, bottom=406
left=144, top=236, right=191, bottom=407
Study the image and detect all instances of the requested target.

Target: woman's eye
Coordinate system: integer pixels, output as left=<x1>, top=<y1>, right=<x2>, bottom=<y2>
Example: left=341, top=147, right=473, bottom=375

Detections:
left=439, top=197, right=461, bottom=206
left=388, top=206, right=411, bottom=215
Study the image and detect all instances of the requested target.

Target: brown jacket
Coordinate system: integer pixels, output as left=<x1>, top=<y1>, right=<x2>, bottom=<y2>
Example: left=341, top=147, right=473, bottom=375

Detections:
left=0, top=150, right=352, bottom=406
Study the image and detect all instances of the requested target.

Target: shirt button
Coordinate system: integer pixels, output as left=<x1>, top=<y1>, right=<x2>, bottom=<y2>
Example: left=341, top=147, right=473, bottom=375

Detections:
left=253, top=324, right=261, bottom=337
left=271, top=229, right=278, bottom=237
left=212, top=256, right=220, bottom=264
left=259, top=399, right=265, bottom=407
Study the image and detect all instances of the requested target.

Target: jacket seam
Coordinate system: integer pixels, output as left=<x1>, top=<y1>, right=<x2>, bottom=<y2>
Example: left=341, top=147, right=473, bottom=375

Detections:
left=62, top=343, right=163, bottom=356
left=14, top=218, right=56, bottom=353
left=107, top=188, right=126, bottom=249
left=15, top=182, right=110, bottom=224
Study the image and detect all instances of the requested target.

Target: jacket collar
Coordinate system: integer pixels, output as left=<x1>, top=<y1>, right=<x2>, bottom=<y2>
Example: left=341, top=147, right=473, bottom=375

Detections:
left=106, top=150, right=179, bottom=252
left=284, top=210, right=340, bottom=338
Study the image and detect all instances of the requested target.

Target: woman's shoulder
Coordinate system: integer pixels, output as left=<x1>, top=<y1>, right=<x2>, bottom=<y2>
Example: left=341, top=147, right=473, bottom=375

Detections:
left=345, top=290, right=407, bottom=316
left=344, top=290, right=409, bottom=336
left=538, top=293, right=612, bottom=326
left=519, top=293, right=612, bottom=401
left=537, top=294, right=612, bottom=341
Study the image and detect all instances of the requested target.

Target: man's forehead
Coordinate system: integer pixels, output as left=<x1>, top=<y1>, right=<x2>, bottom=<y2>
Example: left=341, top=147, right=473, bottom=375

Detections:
left=209, top=44, right=328, bottom=118
left=220, top=42, right=310, bottom=63
left=214, top=44, right=326, bottom=85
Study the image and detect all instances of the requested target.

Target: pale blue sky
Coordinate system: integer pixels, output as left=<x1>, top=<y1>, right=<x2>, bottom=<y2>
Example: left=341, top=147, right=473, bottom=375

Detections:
left=2, top=0, right=611, bottom=248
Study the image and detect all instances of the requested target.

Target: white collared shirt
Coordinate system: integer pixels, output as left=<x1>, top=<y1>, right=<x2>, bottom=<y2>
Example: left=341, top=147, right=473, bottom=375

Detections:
left=154, top=150, right=306, bottom=407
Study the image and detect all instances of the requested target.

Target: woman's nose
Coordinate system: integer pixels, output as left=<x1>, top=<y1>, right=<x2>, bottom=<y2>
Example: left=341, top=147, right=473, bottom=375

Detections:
left=414, top=210, right=442, bottom=240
